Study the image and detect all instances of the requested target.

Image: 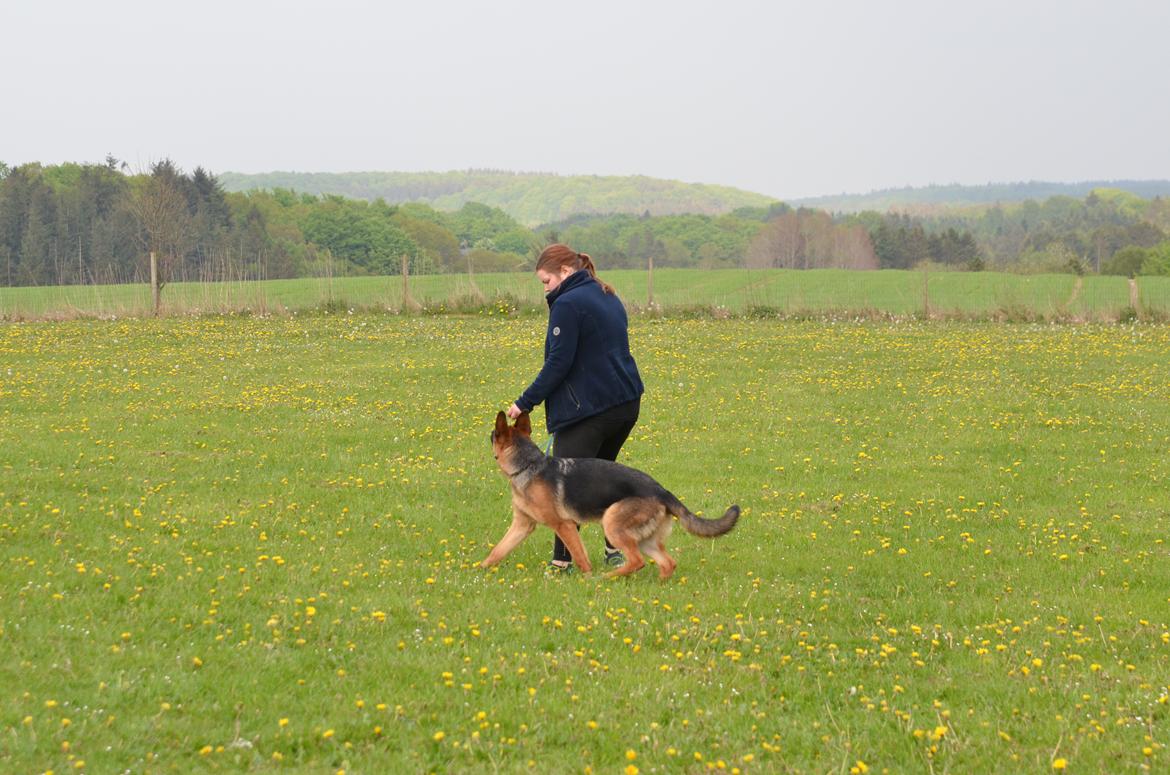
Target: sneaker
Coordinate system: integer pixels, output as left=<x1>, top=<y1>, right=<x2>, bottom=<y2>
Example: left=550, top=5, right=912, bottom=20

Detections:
left=604, top=550, right=625, bottom=568
left=546, top=561, right=575, bottom=576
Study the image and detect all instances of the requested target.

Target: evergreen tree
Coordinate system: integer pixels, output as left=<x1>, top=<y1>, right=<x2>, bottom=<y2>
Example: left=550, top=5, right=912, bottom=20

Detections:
left=20, top=180, right=57, bottom=284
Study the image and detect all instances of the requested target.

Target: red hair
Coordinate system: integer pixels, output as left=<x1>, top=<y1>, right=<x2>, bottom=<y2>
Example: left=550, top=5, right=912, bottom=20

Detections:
left=536, top=243, right=614, bottom=294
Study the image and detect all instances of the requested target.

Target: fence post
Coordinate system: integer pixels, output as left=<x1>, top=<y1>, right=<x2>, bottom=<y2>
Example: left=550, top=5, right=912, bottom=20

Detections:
left=326, top=247, right=334, bottom=306
left=647, top=255, right=654, bottom=308
left=402, top=254, right=420, bottom=312
left=150, top=251, right=160, bottom=316
left=402, top=254, right=410, bottom=306
left=467, top=251, right=484, bottom=303
left=921, top=263, right=930, bottom=319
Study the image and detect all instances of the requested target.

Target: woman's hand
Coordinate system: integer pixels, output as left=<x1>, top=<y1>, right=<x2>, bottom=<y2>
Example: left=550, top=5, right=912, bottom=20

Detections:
left=506, top=403, right=524, bottom=420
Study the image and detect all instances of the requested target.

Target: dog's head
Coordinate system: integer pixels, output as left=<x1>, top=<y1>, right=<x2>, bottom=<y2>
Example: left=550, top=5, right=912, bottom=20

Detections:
left=491, top=411, right=532, bottom=471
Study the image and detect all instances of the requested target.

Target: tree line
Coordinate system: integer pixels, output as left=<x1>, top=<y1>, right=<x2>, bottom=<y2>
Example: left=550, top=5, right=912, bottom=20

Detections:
left=3, top=159, right=1169, bottom=289
left=894, top=189, right=1170, bottom=275
left=550, top=206, right=981, bottom=272
left=0, top=160, right=542, bottom=287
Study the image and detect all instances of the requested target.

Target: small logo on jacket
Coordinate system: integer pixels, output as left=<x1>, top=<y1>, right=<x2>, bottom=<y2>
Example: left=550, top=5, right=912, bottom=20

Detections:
left=552, top=326, right=561, bottom=336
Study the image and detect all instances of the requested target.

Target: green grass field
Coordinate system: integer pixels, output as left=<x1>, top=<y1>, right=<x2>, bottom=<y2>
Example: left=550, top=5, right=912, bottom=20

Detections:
left=3, top=268, right=1169, bottom=321
left=2, top=315, right=1168, bottom=773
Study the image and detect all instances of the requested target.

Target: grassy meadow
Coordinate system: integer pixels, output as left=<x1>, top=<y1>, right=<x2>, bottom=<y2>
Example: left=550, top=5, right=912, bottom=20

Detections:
left=1, top=312, right=1168, bottom=773
left=3, top=268, right=1170, bottom=321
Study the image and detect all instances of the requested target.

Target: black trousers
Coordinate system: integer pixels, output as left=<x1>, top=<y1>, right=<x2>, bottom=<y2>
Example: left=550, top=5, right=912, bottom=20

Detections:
left=551, top=398, right=641, bottom=562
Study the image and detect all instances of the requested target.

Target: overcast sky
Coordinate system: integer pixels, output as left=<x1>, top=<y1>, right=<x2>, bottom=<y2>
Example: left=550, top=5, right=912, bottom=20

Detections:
left=4, top=0, right=1168, bottom=200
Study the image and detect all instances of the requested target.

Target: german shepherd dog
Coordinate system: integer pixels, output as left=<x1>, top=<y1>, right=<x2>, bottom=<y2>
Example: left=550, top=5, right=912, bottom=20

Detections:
left=481, top=411, right=740, bottom=578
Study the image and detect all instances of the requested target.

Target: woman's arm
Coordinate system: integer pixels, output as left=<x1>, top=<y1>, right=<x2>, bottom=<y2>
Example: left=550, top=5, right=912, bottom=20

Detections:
left=514, top=301, right=580, bottom=412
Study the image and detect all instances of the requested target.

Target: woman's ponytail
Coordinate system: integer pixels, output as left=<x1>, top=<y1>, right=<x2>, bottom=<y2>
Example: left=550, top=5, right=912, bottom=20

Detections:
left=578, top=252, right=615, bottom=294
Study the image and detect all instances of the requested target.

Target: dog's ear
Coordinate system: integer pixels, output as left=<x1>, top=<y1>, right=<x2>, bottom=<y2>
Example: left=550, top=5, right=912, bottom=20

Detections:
left=494, top=411, right=509, bottom=439
left=514, top=412, right=532, bottom=437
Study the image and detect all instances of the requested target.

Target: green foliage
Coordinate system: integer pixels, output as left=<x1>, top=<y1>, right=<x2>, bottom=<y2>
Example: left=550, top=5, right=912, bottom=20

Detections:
left=1016, top=243, right=1085, bottom=275
left=864, top=192, right=1168, bottom=271
left=447, top=202, right=526, bottom=247
left=730, top=201, right=793, bottom=221
left=391, top=212, right=463, bottom=271
left=1101, top=245, right=1150, bottom=277
left=40, top=161, right=85, bottom=191
left=492, top=227, right=540, bottom=258
left=1139, top=243, right=1170, bottom=276
left=1087, top=187, right=1148, bottom=219
left=218, top=170, right=777, bottom=226
left=302, top=196, right=420, bottom=274
left=549, top=212, right=766, bottom=269
left=396, top=201, right=451, bottom=226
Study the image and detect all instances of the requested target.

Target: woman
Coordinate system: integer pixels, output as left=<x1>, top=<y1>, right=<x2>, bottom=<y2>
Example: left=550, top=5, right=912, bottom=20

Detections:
left=507, top=243, right=644, bottom=572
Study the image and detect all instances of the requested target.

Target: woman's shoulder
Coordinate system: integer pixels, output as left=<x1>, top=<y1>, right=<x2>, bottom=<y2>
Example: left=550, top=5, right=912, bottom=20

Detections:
left=552, top=279, right=595, bottom=307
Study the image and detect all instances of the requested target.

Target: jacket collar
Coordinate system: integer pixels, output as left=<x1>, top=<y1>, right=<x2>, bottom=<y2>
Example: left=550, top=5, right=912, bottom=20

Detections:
left=545, top=269, right=594, bottom=307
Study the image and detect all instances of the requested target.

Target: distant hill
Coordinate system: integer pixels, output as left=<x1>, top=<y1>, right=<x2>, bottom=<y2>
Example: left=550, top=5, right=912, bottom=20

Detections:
left=218, top=170, right=777, bottom=227
left=793, top=180, right=1170, bottom=213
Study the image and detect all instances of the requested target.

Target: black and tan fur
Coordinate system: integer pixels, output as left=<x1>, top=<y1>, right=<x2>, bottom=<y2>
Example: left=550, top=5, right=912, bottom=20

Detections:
left=481, top=411, right=739, bottom=579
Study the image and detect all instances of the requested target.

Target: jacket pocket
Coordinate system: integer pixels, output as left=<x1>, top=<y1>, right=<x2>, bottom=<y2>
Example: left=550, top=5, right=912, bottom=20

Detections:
left=565, top=382, right=582, bottom=410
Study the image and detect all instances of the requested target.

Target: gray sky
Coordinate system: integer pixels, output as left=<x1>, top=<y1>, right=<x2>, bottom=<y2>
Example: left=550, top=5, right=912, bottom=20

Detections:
left=4, top=0, right=1168, bottom=200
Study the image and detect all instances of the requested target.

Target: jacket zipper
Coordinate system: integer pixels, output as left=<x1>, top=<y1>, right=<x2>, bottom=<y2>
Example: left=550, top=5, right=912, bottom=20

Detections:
left=566, top=383, right=581, bottom=410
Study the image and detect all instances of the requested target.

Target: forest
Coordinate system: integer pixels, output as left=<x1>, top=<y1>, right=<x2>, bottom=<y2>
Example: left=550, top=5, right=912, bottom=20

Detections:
left=218, top=169, right=776, bottom=226
left=794, top=179, right=1170, bottom=213
left=2, top=159, right=1169, bottom=288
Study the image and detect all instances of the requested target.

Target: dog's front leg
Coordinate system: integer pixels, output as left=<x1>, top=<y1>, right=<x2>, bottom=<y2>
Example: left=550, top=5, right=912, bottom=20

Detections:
left=480, top=510, right=536, bottom=568
left=553, top=521, right=593, bottom=574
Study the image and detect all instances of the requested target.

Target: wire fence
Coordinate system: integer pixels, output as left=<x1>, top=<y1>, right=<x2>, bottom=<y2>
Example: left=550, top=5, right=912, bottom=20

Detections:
left=2, top=268, right=1168, bottom=321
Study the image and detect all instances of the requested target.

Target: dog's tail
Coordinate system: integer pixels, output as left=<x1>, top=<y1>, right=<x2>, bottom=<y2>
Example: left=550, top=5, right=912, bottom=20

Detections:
left=665, top=495, right=740, bottom=538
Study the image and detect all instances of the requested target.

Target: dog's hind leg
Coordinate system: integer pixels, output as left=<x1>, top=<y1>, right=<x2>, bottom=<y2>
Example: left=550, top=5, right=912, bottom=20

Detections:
left=601, top=499, right=660, bottom=578
left=641, top=540, right=676, bottom=580
left=553, top=521, right=593, bottom=573
left=637, top=515, right=676, bottom=579
left=604, top=532, right=646, bottom=578
left=480, top=511, right=536, bottom=568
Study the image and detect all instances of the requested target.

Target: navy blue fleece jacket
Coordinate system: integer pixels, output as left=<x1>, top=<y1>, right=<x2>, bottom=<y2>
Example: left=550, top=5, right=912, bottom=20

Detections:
left=516, top=270, right=643, bottom=433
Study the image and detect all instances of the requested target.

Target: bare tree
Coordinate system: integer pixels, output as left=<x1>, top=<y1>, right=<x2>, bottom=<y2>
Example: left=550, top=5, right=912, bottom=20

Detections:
left=838, top=224, right=879, bottom=269
left=746, top=212, right=803, bottom=269
left=129, top=171, right=192, bottom=314
left=800, top=210, right=835, bottom=269
left=747, top=211, right=878, bottom=270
